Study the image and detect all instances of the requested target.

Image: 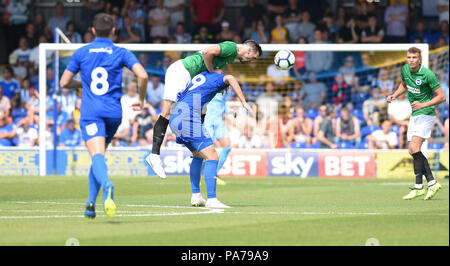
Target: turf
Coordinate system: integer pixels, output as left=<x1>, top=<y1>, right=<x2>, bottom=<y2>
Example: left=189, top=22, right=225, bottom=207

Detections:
left=0, top=175, right=448, bottom=246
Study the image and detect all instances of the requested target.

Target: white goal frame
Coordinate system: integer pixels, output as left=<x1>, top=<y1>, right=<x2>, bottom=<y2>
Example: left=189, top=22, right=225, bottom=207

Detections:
left=38, top=43, right=429, bottom=176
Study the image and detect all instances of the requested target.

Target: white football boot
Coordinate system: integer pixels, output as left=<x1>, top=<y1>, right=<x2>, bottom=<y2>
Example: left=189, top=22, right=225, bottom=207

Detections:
left=145, top=153, right=167, bottom=179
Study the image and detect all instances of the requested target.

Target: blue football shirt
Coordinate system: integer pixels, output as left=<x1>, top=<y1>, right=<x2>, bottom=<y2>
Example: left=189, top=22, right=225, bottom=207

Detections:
left=66, top=38, right=139, bottom=119
left=170, top=72, right=228, bottom=143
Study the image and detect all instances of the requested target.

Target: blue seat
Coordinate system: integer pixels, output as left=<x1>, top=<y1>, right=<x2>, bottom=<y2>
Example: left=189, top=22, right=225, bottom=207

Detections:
left=290, top=142, right=307, bottom=149
left=338, top=141, right=354, bottom=149
left=361, top=125, right=380, bottom=139
left=428, top=142, right=444, bottom=150
left=357, top=139, right=369, bottom=149
left=310, top=142, right=321, bottom=148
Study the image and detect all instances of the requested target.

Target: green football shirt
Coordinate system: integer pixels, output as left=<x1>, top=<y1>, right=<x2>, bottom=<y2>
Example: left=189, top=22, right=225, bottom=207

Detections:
left=181, top=41, right=238, bottom=78
left=400, top=64, right=441, bottom=116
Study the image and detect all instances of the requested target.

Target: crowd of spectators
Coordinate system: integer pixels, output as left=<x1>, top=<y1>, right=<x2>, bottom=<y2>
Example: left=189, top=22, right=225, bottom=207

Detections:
left=0, top=0, right=448, bottom=150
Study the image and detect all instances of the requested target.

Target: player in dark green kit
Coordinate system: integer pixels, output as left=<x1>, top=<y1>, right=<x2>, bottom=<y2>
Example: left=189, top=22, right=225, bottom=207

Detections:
left=387, top=47, right=446, bottom=200
left=146, top=40, right=262, bottom=178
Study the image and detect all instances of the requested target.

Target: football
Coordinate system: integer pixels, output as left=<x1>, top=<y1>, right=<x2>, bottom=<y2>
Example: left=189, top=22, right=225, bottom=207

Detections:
left=274, top=50, right=295, bottom=70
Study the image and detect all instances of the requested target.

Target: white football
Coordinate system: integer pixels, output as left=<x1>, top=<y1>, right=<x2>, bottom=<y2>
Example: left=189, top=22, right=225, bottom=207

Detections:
left=274, top=50, right=295, bottom=70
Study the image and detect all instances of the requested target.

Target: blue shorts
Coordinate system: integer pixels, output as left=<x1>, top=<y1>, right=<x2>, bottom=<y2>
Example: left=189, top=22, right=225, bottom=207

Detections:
left=79, top=116, right=122, bottom=143
left=204, top=120, right=228, bottom=140
left=177, top=137, right=214, bottom=153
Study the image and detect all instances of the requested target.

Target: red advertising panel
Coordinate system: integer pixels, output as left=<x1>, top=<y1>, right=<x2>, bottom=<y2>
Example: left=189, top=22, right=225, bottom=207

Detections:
left=218, top=149, right=267, bottom=177
left=319, top=150, right=376, bottom=178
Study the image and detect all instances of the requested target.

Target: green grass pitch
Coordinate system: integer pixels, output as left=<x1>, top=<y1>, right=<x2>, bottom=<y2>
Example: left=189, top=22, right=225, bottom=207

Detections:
left=0, top=175, right=448, bottom=246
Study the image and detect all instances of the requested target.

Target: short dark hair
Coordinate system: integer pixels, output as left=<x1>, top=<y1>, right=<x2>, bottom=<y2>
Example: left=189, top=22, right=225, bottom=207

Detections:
left=243, top=39, right=262, bottom=57
left=93, top=13, right=115, bottom=37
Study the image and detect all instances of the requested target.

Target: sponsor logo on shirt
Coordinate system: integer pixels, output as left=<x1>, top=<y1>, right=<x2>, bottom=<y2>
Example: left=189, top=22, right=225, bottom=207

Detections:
left=407, top=85, right=420, bottom=94
left=89, top=47, right=113, bottom=54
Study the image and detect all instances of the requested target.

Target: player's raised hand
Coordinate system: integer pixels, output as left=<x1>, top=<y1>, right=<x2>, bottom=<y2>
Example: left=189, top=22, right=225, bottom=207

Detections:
left=131, top=100, right=144, bottom=111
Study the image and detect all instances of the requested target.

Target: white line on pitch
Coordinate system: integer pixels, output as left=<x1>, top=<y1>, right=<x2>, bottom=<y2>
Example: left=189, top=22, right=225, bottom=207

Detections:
left=8, top=201, right=208, bottom=210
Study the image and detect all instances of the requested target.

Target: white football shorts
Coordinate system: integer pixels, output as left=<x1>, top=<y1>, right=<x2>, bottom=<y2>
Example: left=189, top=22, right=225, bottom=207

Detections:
left=163, top=60, right=192, bottom=102
left=407, top=114, right=435, bottom=141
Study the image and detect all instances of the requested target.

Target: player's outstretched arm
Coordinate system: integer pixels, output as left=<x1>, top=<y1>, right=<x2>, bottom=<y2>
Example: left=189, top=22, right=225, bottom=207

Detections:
left=130, top=63, right=148, bottom=111
left=223, top=74, right=255, bottom=117
left=60, top=70, right=82, bottom=89
left=387, top=80, right=407, bottom=103
left=202, top=44, right=221, bottom=73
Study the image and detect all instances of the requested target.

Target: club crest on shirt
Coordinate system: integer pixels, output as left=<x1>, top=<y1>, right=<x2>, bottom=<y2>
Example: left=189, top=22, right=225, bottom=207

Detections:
left=415, top=79, right=422, bottom=85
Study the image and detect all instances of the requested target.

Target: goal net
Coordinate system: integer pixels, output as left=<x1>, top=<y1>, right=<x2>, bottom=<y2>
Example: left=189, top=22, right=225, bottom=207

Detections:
left=37, top=43, right=448, bottom=176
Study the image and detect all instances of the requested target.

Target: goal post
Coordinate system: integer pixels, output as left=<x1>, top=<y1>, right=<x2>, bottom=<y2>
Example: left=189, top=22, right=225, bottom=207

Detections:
left=38, top=43, right=431, bottom=176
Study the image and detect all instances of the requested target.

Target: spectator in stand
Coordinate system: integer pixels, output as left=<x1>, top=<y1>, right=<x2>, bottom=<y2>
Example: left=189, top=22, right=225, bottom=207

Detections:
left=320, top=15, right=339, bottom=42
left=118, top=15, right=142, bottom=43
left=256, top=81, right=282, bottom=118
left=193, top=26, right=215, bottom=43
left=328, top=73, right=351, bottom=107
left=362, top=86, right=384, bottom=127
left=0, top=66, right=20, bottom=101
left=292, top=37, right=307, bottom=77
left=24, top=22, right=38, bottom=49
left=267, top=0, right=288, bottom=25
left=238, top=125, right=262, bottom=149
left=65, top=21, right=83, bottom=43
left=6, top=116, right=38, bottom=147
left=58, top=118, right=82, bottom=147
left=296, top=10, right=316, bottom=43
left=48, top=2, right=72, bottom=33
left=0, top=111, right=15, bottom=147
left=83, top=30, right=95, bottom=43
left=335, top=6, right=346, bottom=29
left=58, top=88, right=78, bottom=117
left=18, top=78, right=33, bottom=106
left=164, top=0, right=185, bottom=34
left=355, top=1, right=373, bottom=30
left=121, top=0, right=147, bottom=41
left=11, top=37, right=31, bottom=69
left=432, top=20, right=449, bottom=48
left=317, top=105, right=338, bottom=149
left=148, top=0, right=170, bottom=40
left=338, top=55, right=357, bottom=87
left=312, top=104, right=327, bottom=143
left=335, top=107, right=361, bottom=147
left=286, top=106, right=313, bottom=147
left=80, top=0, right=106, bottom=32
left=33, top=12, right=48, bottom=41
left=29, top=35, right=53, bottom=71
left=267, top=62, right=290, bottom=84
left=299, top=72, right=326, bottom=109
left=250, top=20, right=270, bottom=44
left=121, top=83, right=141, bottom=129
left=174, top=22, right=192, bottom=43
left=361, top=15, right=384, bottom=43
left=409, top=21, right=434, bottom=44
left=305, top=30, right=333, bottom=74
left=237, top=0, right=268, bottom=40
left=216, top=20, right=236, bottom=42
left=437, top=0, right=449, bottom=24
left=337, top=15, right=360, bottom=43
left=146, top=75, right=165, bottom=107
left=270, top=15, right=289, bottom=44
left=131, top=104, right=158, bottom=146
left=387, top=92, right=411, bottom=149
left=299, top=0, right=330, bottom=25
left=11, top=100, right=28, bottom=125
left=4, top=0, right=30, bottom=56
left=283, top=0, right=302, bottom=43
left=371, top=68, right=395, bottom=97
left=0, top=85, right=11, bottom=119
left=189, top=0, right=225, bottom=35
left=367, top=119, right=398, bottom=149
left=384, top=0, right=408, bottom=43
